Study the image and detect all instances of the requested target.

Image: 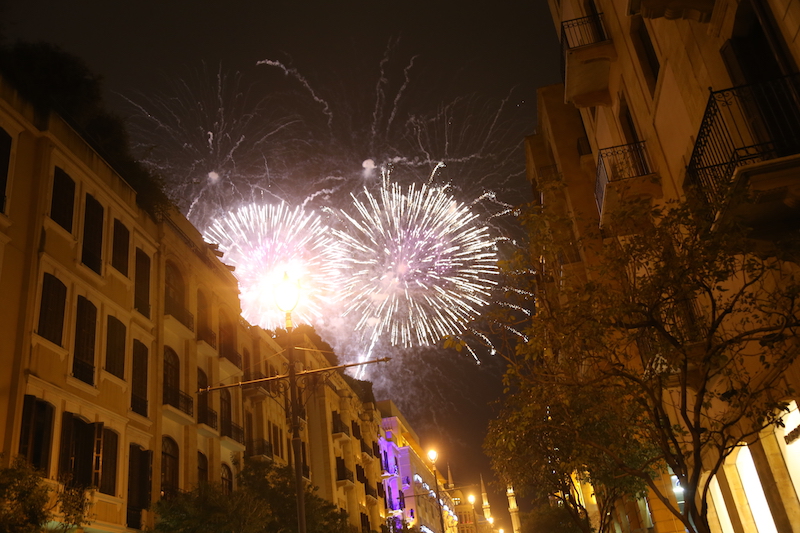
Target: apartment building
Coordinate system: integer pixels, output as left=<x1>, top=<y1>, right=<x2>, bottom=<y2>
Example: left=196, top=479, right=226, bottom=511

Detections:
left=0, top=73, right=392, bottom=532
left=524, top=0, right=800, bottom=531
left=378, top=400, right=458, bottom=533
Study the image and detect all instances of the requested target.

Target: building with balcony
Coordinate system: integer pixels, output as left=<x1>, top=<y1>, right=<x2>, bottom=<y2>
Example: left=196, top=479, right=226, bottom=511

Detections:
left=378, top=401, right=458, bottom=533
left=0, top=71, right=397, bottom=532
left=524, top=0, right=800, bottom=532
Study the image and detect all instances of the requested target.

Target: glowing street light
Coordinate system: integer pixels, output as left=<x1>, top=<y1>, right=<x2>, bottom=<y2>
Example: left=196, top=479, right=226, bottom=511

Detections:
left=428, top=449, right=447, bottom=533
left=275, top=272, right=306, bottom=533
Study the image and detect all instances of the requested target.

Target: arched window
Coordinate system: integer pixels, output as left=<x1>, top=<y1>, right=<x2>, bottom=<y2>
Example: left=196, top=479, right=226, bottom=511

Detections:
left=161, top=436, right=179, bottom=496
left=197, top=451, right=208, bottom=485
left=218, top=310, right=239, bottom=367
left=221, top=463, right=233, bottom=495
left=165, top=261, right=185, bottom=307
left=220, top=388, right=232, bottom=438
left=197, top=289, right=214, bottom=346
left=197, top=368, right=213, bottom=428
left=163, top=347, right=180, bottom=408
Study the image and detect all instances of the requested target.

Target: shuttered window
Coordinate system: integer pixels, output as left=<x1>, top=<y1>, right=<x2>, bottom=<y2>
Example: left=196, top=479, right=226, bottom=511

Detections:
left=81, top=194, right=104, bottom=273
left=73, top=296, right=97, bottom=385
left=50, top=167, right=75, bottom=232
left=37, top=273, right=67, bottom=346
left=105, top=316, right=126, bottom=379
left=111, top=219, right=130, bottom=276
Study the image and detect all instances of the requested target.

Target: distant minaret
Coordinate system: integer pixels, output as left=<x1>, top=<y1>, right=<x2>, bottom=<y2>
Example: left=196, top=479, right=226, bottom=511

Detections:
left=447, top=463, right=454, bottom=490
left=480, top=474, right=492, bottom=522
left=507, top=486, right=521, bottom=533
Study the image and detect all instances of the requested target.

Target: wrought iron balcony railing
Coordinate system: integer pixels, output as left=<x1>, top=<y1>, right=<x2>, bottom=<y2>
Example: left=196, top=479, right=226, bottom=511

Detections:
left=245, top=439, right=273, bottom=458
left=595, top=140, right=653, bottom=211
left=197, top=325, right=217, bottom=348
left=165, top=295, right=195, bottom=331
left=561, top=13, right=610, bottom=79
left=221, top=420, right=245, bottom=443
left=220, top=345, right=242, bottom=369
left=163, top=386, right=193, bottom=416
left=361, top=440, right=374, bottom=456
left=687, top=73, right=800, bottom=209
left=332, top=415, right=351, bottom=437
left=197, top=406, right=218, bottom=429
left=337, top=463, right=354, bottom=483
left=365, top=483, right=378, bottom=499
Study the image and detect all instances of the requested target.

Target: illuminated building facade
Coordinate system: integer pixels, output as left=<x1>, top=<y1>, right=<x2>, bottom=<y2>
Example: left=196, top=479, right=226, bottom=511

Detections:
left=377, top=401, right=458, bottom=533
left=0, top=73, right=389, bottom=532
left=528, top=0, right=800, bottom=531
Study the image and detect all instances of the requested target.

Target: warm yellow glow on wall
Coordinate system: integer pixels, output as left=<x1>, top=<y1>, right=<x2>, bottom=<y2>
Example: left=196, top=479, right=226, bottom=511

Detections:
left=736, top=445, right=778, bottom=533
left=709, top=476, right=734, bottom=533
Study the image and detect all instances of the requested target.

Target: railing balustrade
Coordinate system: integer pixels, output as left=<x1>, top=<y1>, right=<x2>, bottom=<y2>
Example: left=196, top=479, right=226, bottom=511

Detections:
left=561, top=13, right=609, bottom=79
left=165, top=295, right=195, bottom=331
left=163, top=386, right=193, bottom=416
left=687, top=73, right=800, bottom=208
left=595, top=140, right=653, bottom=211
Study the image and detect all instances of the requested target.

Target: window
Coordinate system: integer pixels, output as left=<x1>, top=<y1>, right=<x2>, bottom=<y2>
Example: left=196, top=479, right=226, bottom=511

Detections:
left=197, top=452, right=208, bottom=484
left=99, top=429, right=118, bottom=495
left=0, top=126, right=11, bottom=213
left=81, top=194, right=104, bottom=273
left=163, top=347, right=180, bottom=402
left=161, top=436, right=179, bottom=495
left=131, top=340, right=148, bottom=416
left=37, top=273, right=67, bottom=346
left=197, top=290, right=214, bottom=346
left=220, top=388, right=232, bottom=438
left=221, top=463, right=233, bottom=495
left=127, top=444, right=152, bottom=530
left=50, top=167, right=75, bottom=232
left=631, top=15, right=660, bottom=96
left=111, top=219, right=130, bottom=276
left=58, top=413, right=115, bottom=490
left=105, top=316, right=126, bottom=379
left=18, top=395, right=54, bottom=471
left=197, top=368, right=211, bottom=425
left=73, top=296, right=97, bottom=385
left=165, top=261, right=185, bottom=308
left=134, top=249, right=151, bottom=318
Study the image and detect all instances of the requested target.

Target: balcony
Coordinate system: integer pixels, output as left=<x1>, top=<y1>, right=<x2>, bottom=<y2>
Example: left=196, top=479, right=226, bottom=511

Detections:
left=197, top=406, right=218, bottom=430
left=336, top=459, right=354, bottom=486
left=163, top=386, right=194, bottom=421
left=221, top=420, right=245, bottom=444
left=242, top=371, right=268, bottom=399
left=595, top=141, right=661, bottom=228
left=332, top=412, right=351, bottom=439
left=365, top=483, right=378, bottom=500
left=245, top=439, right=273, bottom=459
left=361, top=440, right=374, bottom=457
left=686, top=74, right=800, bottom=233
left=220, top=345, right=243, bottom=371
left=561, top=14, right=617, bottom=107
left=197, top=325, right=217, bottom=348
left=165, top=295, right=195, bottom=332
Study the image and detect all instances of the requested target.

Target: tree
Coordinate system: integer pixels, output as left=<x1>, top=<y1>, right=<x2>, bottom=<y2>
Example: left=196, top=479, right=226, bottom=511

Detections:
left=0, top=41, right=172, bottom=216
left=0, top=457, right=50, bottom=533
left=487, top=198, right=800, bottom=533
left=520, top=504, right=586, bottom=533
left=153, top=459, right=357, bottom=533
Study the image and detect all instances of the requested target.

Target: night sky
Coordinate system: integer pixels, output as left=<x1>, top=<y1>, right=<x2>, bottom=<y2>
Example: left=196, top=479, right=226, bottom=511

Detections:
left=1, top=0, right=561, bottom=527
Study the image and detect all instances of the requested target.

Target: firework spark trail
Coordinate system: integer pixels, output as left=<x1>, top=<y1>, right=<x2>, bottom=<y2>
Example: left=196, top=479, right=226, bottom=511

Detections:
left=330, top=179, right=499, bottom=349
left=203, top=202, right=341, bottom=330
left=256, top=59, right=334, bottom=129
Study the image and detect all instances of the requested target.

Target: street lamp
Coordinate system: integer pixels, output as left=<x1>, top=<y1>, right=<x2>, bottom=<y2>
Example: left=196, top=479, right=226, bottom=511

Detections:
left=275, top=273, right=306, bottom=533
left=427, top=449, right=447, bottom=533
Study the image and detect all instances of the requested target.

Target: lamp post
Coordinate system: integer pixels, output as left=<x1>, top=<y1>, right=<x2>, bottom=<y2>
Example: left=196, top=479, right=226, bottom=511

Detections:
left=275, top=273, right=306, bottom=533
left=427, top=449, right=447, bottom=533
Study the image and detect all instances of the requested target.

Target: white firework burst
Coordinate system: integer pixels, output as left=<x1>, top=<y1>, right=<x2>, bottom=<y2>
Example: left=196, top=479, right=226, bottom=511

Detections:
left=204, top=202, right=340, bottom=330
left=331, top=180, right=499, bottom=347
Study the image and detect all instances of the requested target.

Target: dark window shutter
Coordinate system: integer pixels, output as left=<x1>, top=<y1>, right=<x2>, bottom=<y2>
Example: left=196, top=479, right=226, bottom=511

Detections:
left=38, top=273, right=67, bottom=346
left=134, top=249, right=151, bottom=318
left=19, top=395, right=54, bottom=472
left=105, top=316, right=126, bottom=379
left=111, top=219, right=130, bottom=276
left=50, top=167, right=75, bottom=232
left=58, top=412, right=74, bottom=481
left=73, top=296, right=97, bottom=385
left=81, top=194, right=104, bottom=273
left=131, top=340, right=148, bottom=416
left=100, top=429, right=117, bottom=495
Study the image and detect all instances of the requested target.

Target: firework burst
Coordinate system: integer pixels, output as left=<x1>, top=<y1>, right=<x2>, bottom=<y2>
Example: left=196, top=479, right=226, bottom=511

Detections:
left=203, top=202, right=340, bottom=330
left=330, top=176, right=499, bottom=348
